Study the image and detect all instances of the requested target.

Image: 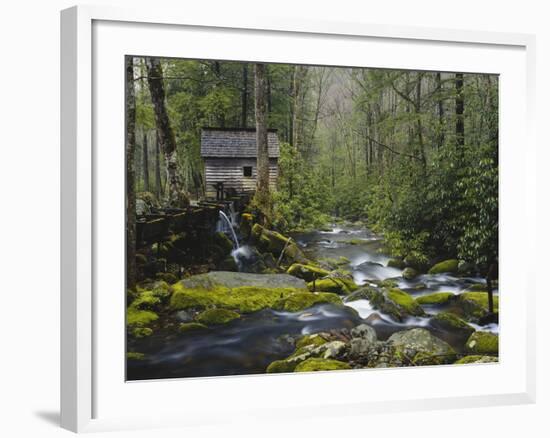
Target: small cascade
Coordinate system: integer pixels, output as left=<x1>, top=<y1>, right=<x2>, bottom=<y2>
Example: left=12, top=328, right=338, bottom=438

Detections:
left=218, top=210, right=240, bottom=249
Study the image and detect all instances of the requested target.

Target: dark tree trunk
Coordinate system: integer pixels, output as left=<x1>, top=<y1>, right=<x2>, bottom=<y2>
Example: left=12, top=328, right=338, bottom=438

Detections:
left=241, top=63, right=248, bottom=128
left=142, top=130, right=150, bottom=192
left=125, top=56, right=137, bottom=290
left=455, top=73, right=465, bottom=151
left=155, top=130, right=163, bottom=200
left=292, top=65, right=307, bottom=154
left=415, top=74, right=426, bottom=168
left=436, top=72, right=445, bottom=149
left=254, top=63, right=271, bottom=220
left=146, top=58, right=189, bottom=207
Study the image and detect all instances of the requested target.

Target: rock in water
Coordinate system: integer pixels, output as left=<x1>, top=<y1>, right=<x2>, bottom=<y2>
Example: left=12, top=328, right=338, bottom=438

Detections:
left=388, top=328, right=456, bottom=365
left=179, top=271, right=307, bottom=290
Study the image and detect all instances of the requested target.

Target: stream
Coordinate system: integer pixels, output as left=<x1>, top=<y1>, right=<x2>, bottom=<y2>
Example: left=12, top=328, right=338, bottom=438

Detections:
left=127, top=223, right=499, bottom=380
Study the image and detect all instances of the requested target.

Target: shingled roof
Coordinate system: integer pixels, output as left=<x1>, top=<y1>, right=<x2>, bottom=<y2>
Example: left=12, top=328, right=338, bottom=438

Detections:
left=200, top=128, right=280, bottom=158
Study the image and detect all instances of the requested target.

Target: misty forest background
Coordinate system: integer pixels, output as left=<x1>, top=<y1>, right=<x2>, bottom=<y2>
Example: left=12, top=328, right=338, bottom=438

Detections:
left=127, top=58, right=498, bottom=281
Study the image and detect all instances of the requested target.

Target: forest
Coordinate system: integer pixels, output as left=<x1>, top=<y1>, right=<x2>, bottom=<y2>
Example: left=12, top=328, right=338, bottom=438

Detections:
left=125, top=56, right=499, bottom=379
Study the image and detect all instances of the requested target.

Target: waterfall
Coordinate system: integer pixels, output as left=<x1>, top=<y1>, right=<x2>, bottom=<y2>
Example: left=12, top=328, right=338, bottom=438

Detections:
left=218, top=210, right=239, bottom=249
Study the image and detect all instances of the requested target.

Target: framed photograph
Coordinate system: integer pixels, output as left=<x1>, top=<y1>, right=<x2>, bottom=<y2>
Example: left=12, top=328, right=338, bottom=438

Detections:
left=61, top=5, right=536, bottom=432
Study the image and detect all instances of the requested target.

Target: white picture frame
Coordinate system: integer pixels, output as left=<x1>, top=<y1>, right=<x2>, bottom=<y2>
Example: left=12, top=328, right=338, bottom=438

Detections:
left=60, top=4, right=537, bottom=433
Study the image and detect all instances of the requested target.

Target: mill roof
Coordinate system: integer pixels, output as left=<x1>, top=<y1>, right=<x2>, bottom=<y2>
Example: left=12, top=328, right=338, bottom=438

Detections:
left=200, top=127, right=280, bottom=158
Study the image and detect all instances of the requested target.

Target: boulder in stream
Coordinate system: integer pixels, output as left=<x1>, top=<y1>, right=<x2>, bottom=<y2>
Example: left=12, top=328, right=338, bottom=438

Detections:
left=428, top=259, right=459, bottom=275
left=388, top=328, right=457, bottom=365
left=465, top=331, right=499, bottom=355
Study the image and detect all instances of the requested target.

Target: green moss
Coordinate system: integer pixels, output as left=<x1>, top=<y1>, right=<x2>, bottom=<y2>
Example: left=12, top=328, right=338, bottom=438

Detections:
left=126, top=352, right=146, bottom=361
left=307, top=277, right=357, bottom=294
left=455, top=355, right=499, bottom=364
left=179, top=322, right=208, bottom=333
left=266, top=360, right=296, bottom=373
left=458, top=292, right=499, bottom=319
left=465, top=331, right=499, bottom=355
left=195, top=308, right=240, bottom=325
left=295, top=334, right=328, bottom=349
left=170, top=284, right=312, bottom=314
left=287, top=263, right=330, bottom=282
left=131, top=327, right=153, bottom=338
left=387, top=288, right=424, bottom=316
left=294, top=358, right=351, bottom=372
left=127, top=307, right=158, bottom=327
left=428, top=259, right=459, bottom=275
left=379, top=278, right=399, bottom=288
left=431, top=312, right=475, bottom=337
left=132, top=291, right=162, bottom=311
left=347, top=239, right=365, bottom=245
left=274, top=292, right=342, bottom=312
left=415, top=292, right=455, bottom=305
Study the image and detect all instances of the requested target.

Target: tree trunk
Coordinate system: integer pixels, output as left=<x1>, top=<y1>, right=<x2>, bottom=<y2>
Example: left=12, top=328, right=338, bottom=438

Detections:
left=415, top=74, right=426, bottom=169
left=436, top=72, right=445, bottom=149
left=455, top=73, right=465, bottom=151
left=125, top=56, right=137, bottom=290
left=292, top=65, right=307, bottom=154
left=254, top=63, right=271, bottom=220
left=155, top=130, right=163, bottom=200
left=241, top=63, right=248, bottom=127
left=146, top=58, right=189, bottom=207
left=142, top=130, right=150, bottom=192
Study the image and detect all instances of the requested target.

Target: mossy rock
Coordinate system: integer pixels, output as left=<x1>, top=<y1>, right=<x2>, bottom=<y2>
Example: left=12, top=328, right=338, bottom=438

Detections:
left=295, top=334, right=328, bottom=349
left=387, top=258, right=405, bottom=269
left=458, top=292, right=499, bottom=321
left=430, top=312, right=475, bottom=339
left=428, top=259, right=459, bottom=275
left=127, top=307, right=158, bottom=328
left=388, top=328, right=457, bottom=365
left=386, top=288, right=425, bottom=317
left=195, top=308, right=240, bottom=325
left=131, top=290, right=162, bottom=311
left=378, top=278, right=399, bottom=288
left=273, top=292, right=342, bottom=312
left=179, top=322, right=208, bottom=333
left=455, top=355, right=499, bottom=365
left=266, top=359, right=297, bottom=373
left=131, top=327, right=153, bottom=338
left=294, top=358, right=351, bottom=372
left=352, top=286, right=424, bottom=321
left=402, top=267, right=418, bottom=280
left=126, top=352, right=146, bottom=361
left=465, top=331, right=499, bottom=355
left=287, top=263, right=330, bottom=282
left=307, top=277, right=357, bottom=294
left=415, top=292, right=454, bottom=305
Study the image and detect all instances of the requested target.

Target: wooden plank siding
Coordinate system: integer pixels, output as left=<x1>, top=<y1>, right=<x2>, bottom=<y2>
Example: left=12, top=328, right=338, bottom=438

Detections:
left=204, top=157, right=278, bottom=198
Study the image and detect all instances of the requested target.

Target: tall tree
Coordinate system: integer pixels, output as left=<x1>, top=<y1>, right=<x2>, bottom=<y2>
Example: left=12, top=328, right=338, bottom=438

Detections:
left=142, top=131, right=150, bottom=192
left=292, top=65, right=308, bottom=153
left=154, top=130, right=163, bottom=200
left=455, top=73, right=465, bottom=150
left=241, top=63, right=248, bottom=127
left=146, top=58, right=189, bottom=207
left=126, top=56, right=137, bottom=290
left=254, top=63, right=271, bottom=220
left=435, top=72, right=445, bottom=149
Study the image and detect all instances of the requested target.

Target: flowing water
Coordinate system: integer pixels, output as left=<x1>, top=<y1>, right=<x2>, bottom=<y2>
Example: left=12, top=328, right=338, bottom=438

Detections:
left=127, top=222, right=499, bottom=380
